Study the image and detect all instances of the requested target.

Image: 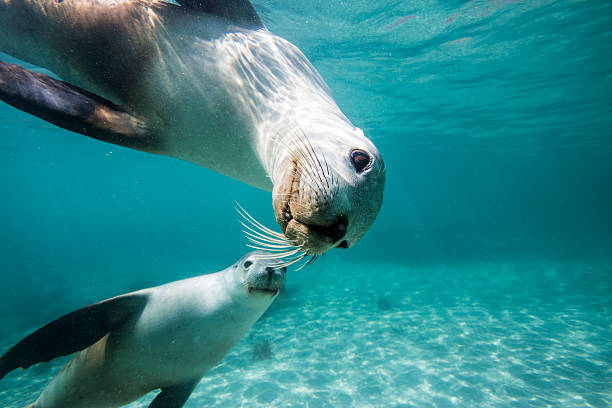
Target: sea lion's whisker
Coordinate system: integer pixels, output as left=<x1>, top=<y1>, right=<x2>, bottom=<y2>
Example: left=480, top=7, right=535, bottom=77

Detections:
left=271, top=256, right=301, bottom=268
left=252, top=247, right=298, bottom=255
left=244, top=235, right=296, bottom=250
left=272, top=191, right=315, bottom=216
left=294, top=128, right=331, bottom=195
left=235, top=202, right=312, bottom=266
left=235, top=202, right=310, bottom=262
left=247, top=244, right=297, bottom=253
left=283, top=138, right=326, bottom=193
left=243, top=227, right=292, bottom=246
left=294, top=127, right=331, bottom=192
left=250, top=247, right=303, bottom=259
left=321, top=143, right=332, bottom=177
left=240, top=222, right=293, bottom=245
left=290, top=128, right=329, bottom=193
left=244, top=234, right=293, bottom=250
left=235, top=202, right=286, bottom=239
left=273, top=132, right=331, bottom=202
left=295, top=254, right=318, bottom=271
left=292, top=159, right=324, bottom=194
left=277, top=253, right=310, bottom=269
left=271, top=134, right=322, bottom=191
left=245, top=238, right=294, bottom=251
left=239, top=215, right=285, bottom=243
left=281, top=127, right=326, bottom=193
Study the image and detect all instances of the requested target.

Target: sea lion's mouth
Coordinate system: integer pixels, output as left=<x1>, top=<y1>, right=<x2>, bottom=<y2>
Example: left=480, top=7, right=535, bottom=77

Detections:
left=248, top=286, right=279, bottom=296
left=281, top=208, right=348, bottom=243
left=306, top=214, right=348, bottom=242
left=278, top=200, right=349, bottom=254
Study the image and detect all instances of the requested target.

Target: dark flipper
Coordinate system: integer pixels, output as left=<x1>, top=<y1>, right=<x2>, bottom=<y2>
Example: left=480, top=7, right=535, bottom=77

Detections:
left=148, top=381, right=200, bottom=408
left=175, top=0, right=264, bottom=29
left=0, top=293, right=149, bottom=380
left=0, top=61, right=157, bottom=151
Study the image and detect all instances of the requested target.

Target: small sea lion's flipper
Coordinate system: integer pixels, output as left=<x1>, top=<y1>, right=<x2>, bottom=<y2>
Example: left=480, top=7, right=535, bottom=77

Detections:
left=173, top=0, right=264, bottom=29
left=0, top=293, right=149, bottom=380
left=149, top=380, right=200, bottom=408
left=0, top=61, right=157, bottom=151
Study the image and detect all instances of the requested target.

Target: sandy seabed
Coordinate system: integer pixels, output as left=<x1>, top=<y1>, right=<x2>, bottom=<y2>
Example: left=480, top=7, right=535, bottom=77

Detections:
left=1, top=260, right=610, bottom=407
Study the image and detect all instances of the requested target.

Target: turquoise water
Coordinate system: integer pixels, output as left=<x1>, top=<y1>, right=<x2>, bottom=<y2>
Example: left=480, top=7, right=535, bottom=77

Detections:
left=1, top=0, right=611, bottom=407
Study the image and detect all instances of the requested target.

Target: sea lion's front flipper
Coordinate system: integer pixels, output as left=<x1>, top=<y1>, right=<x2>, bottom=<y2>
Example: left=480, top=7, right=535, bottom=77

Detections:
left=0, top=61, right=157, bottom=152
left=174, top=0, right=265, bottom=29
left=0, top=293, right=149, bottom=380
left=149, top=380, right=199, bottom=408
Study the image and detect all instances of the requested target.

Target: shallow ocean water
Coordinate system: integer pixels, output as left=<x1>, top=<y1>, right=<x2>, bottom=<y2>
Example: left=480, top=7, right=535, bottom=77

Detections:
left=1, top=0, right=611, bottom=407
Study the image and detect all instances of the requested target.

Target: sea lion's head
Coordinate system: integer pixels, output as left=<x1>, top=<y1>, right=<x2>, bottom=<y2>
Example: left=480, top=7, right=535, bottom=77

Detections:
left=271, top=126, right=385, bottom=257
left=236, top=252, right=286, bottom=296
left=229, top=34, right=385, bottom=265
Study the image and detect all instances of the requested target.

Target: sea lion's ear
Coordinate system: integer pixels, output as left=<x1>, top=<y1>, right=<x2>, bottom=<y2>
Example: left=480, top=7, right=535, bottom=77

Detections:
left=174, top=0, right=265, bottom=29
left=0, top=61, right=158, bottom=152
left=0, top=293, right=149, bottom=380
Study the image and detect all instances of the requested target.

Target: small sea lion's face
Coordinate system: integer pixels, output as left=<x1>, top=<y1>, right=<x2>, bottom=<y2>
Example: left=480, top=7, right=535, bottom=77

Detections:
left=237, top=252, right=286, bottom=296
left=272, top=129, right=385, bottom=255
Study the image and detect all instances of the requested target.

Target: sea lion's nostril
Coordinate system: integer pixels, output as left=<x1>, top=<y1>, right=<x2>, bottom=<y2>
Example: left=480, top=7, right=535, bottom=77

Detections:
left=336, top=215, right=348, bottom=233
left=337, top=240, right=349, bottom=249
left=266, top=266, right=275, bottom=278
left=331, top=214, right=349, bottom=242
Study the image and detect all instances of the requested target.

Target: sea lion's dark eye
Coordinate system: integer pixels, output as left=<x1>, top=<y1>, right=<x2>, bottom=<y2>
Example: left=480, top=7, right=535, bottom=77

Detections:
left=350, top=149, right=372, bottom=173
left=243, top=260, right=253, bottom=268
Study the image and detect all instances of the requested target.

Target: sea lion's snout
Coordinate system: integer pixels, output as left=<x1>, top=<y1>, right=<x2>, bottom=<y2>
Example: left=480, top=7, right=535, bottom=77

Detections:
left=241, top=253, right=286, bottom=295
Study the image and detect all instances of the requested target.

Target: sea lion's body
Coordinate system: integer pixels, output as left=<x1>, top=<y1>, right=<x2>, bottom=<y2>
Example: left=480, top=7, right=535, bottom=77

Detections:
left=0, top=0, right=385, bottom=256
left=35, top=276, right=255, bottom=407
left=1, top=0, right=276, bottom=187
left=0, top=252, right=285, bottom=408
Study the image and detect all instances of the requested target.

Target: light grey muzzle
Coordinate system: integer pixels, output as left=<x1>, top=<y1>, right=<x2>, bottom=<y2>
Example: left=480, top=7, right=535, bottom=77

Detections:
left=248, top=265, right=286, bottom=294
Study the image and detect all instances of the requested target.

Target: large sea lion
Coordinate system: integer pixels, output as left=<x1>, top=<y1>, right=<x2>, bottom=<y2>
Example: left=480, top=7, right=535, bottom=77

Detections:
left=0, top=251, right=286, bottom=407
left=0, top=0, right=386, bottom=261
